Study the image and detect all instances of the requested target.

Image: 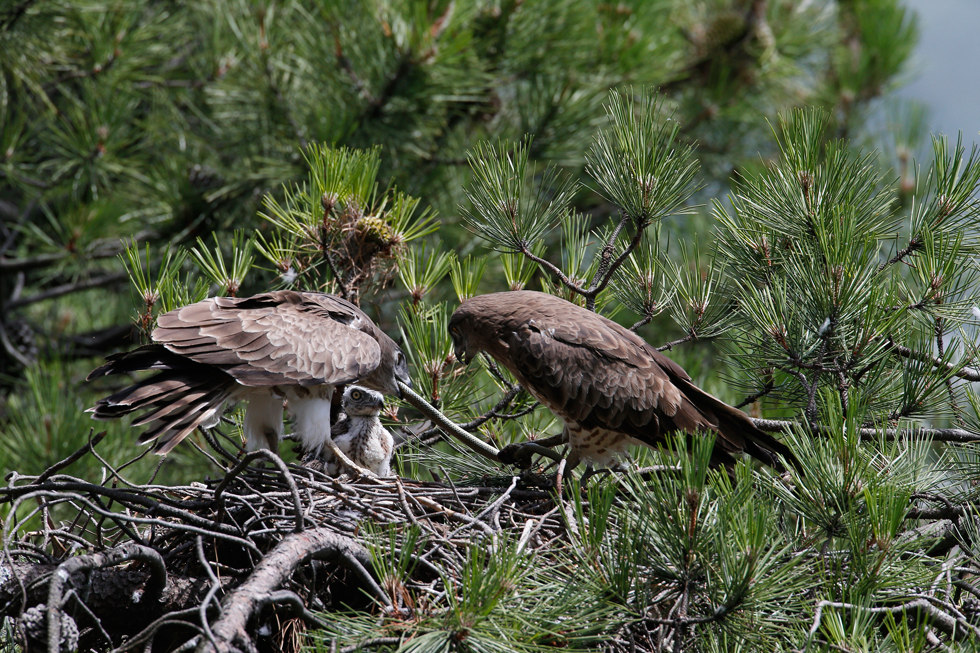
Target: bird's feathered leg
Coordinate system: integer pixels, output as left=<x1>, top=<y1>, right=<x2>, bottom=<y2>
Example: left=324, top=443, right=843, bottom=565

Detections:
left=242, top=392, right=283, bottom=454
left=562, top=431, right=581, bottom=471
left=287, top=386, right=335, bottom=458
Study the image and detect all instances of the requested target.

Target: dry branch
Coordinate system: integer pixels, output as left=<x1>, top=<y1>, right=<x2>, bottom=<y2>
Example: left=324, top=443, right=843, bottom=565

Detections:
left=202, top=529, right=381, bottom=653
left=0, top=440, right=566, bottom=653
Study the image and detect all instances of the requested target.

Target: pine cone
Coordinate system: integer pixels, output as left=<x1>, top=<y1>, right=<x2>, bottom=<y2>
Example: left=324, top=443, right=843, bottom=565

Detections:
left=354, top=214, right=393, bottom=246
left=19, top=604, right=79, bottom=652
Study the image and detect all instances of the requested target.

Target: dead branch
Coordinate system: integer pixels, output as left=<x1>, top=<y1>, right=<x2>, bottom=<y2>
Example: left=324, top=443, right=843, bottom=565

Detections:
left=0, top=437, right=569, bottom=653
left=202, top=529, right=381, bottom=653
left=751, top=418, right=980, bottom=443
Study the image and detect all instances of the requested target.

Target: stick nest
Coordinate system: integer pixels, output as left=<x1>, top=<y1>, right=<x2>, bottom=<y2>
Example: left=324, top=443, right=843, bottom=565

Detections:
left=1, top=439, right=566, bottom=653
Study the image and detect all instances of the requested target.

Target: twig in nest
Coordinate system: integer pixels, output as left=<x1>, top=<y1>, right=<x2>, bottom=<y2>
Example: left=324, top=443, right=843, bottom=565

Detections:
left=213, top=449, right=305, bottom=533
left=326, top=441, right=376, bottom=479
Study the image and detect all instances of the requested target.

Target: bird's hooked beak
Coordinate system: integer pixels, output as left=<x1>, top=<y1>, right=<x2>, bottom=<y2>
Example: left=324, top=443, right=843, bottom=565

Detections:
left=393, top=348, right=412, bottom=399
left=453, top=342, right=469, bottom=366
left=449, top=316, right=473, bottom=365
left=451, top=333, right=473, bottom=366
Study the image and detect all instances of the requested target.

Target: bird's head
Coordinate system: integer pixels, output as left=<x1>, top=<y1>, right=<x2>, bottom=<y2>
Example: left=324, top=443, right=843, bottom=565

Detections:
left=388, top=345, right=412, bottom=398
left=342, top=385, right=385, bottom=416
left=448, top=310, right=475, bottom=365
left=363, top=337, right=412, bottom=398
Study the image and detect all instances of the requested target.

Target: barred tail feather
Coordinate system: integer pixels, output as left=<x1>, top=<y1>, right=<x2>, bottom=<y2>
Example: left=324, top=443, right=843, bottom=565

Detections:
left=138, top=385, right=236, bottom=454
left=677, top=378, right=798, bottom=473
left=87, top=344, right=238, bottom=454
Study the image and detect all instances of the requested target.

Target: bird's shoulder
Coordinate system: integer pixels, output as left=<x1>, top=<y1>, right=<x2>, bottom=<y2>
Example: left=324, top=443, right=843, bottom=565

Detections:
left=151, top=291, right=385, bottom=387
left=498, top=294, right=690, bottom=380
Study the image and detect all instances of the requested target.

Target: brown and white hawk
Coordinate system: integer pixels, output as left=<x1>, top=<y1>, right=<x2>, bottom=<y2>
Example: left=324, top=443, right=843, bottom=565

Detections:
left=448, top=290, right=795, bottom=471
left=87, top=290, right=410, bottom=456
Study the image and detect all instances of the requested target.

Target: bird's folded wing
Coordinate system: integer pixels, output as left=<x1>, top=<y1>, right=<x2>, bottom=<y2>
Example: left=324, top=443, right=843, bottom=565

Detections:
left=152, top=291, right=382, bottom=387
left=524, top=305, right=694, bottom=379
left=504, top=321, right=714, bottom=438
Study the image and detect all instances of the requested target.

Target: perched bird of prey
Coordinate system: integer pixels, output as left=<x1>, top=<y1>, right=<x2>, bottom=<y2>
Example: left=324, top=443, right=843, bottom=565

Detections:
left=87, top=290, right=410, bottom=456
left=448, top=290, right=795, bottom=471
left=307, top=385, right=394, bottom=477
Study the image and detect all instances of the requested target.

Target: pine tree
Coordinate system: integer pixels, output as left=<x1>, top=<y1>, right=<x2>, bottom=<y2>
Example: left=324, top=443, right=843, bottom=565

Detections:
left=0, top=0, right=918, bottom=377
left=7, top=3, right=980, bottom=653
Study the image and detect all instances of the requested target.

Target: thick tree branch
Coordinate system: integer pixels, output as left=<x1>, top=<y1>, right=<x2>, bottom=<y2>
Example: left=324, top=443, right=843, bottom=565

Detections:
left=406, top=386, right=535, bottom=445
left=752, top=418, right=980, bottom=443
left=887, top=336, right=980, bottom=382
left=398, top=381, right=501, bottom=463
left=199, top=528, right=384, bottom=653
left=0, top=252, right=67, bottom=273
left=5, top=272, right=127, bottom=310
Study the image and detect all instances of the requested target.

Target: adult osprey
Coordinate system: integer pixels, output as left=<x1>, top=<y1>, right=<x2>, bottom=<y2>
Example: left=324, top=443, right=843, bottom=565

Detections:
left=88, top=291, right=410, bottom=456
left=448, top=291, right=795, bottom=471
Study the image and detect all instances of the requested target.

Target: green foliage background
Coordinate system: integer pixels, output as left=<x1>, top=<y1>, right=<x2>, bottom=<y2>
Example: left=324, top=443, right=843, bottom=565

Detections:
left=7, top=1, right=980, bottom=652
left=0, top=0, right=925, bottom=478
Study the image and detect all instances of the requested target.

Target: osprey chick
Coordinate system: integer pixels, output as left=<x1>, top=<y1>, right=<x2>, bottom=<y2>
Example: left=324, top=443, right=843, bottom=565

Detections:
left=309, top=385, right=394, bottom=477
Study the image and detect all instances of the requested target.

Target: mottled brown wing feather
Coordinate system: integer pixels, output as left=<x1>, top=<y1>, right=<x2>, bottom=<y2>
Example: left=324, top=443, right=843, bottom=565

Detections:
left=503, top=321, right=715, bottom=442
left=152, top=291, right=383, bottom=387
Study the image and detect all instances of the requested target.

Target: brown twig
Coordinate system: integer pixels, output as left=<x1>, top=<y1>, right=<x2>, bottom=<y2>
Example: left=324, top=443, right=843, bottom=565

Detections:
left=5, top=272, right=127, bottom=310
left=751, top=418, right=980, bottom=443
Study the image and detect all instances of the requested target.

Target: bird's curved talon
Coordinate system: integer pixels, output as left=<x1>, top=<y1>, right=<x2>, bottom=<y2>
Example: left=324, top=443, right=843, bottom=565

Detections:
left=498, top=443, right=535, bottom=469
left=498, top=442, right=565, bottom=470
left=579, top=465, right=619, bottom=488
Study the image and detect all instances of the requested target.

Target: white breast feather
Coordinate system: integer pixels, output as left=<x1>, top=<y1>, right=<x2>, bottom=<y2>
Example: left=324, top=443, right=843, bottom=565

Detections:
left=333, top=418, right=394, bottom=477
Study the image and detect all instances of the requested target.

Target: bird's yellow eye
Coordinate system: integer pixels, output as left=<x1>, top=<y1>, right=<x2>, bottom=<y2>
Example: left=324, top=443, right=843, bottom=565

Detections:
left=351, top=390, right=362, bottom=399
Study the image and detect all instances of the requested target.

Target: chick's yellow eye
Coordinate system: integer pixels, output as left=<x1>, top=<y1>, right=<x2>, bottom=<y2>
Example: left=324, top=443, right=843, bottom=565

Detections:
left=351, top=390, right=361, bottom=399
